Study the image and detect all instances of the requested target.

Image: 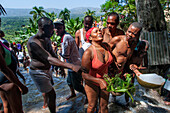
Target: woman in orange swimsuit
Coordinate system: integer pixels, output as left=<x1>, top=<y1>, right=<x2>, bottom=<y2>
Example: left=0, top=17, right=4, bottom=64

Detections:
left=81, top=27, right=113, bottom=113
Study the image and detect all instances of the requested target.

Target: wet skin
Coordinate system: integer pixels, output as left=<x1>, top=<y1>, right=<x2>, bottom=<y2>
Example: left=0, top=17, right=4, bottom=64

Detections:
left=75, top=16, right=93, bottom=48
left=0, top=43, right=28, bottom=113
left=27, top=21, right=55, bottom=70
left=109, top=24, right=141, bottom=71
left=81, top=27, right=112, bottom=113
left=27, top=36, right=54, bottom=70
left=103, top=15, right=124, bottom=43
left=27, top=17, right=81, bottom=113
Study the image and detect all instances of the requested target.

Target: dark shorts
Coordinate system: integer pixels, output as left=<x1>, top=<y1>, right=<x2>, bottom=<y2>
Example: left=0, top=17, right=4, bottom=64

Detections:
left=67, top=71, right=84, bottom=93
left=29, top=69, right=54, bottom=93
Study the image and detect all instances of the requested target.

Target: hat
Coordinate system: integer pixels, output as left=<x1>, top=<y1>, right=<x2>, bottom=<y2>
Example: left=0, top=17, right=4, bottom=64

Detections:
left=53, top=18, right=64, bottom=25
left=86, top=27, right=95, bottom=42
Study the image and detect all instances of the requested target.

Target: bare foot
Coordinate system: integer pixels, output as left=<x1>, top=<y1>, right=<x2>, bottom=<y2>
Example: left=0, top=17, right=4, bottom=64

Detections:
left=66, top=94, right=76, bottom=100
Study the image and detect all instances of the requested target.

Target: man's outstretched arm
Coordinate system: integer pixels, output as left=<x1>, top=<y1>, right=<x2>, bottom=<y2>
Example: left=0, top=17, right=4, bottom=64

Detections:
left=29, top=42, right=81, bottom=72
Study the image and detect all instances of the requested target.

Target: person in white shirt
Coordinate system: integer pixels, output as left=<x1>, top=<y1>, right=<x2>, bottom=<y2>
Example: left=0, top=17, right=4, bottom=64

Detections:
left=54, top=18, right=86, bottom=101
left=75, top=16, right=93, bottom=58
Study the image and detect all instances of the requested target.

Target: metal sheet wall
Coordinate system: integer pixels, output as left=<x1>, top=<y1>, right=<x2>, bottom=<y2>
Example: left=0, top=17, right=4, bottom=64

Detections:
left=140, top=31, right=170, bottom=65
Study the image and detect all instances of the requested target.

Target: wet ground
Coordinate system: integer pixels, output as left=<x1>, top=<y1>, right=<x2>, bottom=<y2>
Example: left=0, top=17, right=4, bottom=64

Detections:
left=17, top=67, right=170, bottom=113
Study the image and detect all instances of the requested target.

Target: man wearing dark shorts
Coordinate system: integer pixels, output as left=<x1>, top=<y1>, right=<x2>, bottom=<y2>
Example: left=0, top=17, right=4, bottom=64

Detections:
left=27, top=17, right=81, bottom=113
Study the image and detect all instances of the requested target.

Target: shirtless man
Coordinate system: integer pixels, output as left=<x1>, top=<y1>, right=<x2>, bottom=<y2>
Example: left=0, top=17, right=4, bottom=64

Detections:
left=108, top=22, right=142, bottom=105
left=103, top=12, right=125, bottom=76
left=124, top=40, right=149, bottom=83
left=108, top=22, right=142, bottom=76
left=103, top=12, right=125, bottom=43
left=27, top=17, right=80, bottom=113
left=75, top=15, right=93, bottom=58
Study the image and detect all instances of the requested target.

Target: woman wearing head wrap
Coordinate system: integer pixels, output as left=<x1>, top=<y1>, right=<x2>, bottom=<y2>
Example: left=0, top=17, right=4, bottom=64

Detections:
left=81, top=27, right=113, bottom=113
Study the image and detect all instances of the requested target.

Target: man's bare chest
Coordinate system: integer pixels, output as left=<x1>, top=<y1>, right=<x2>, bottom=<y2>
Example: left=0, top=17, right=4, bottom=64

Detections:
left=37, top=39, right=52, bottom=52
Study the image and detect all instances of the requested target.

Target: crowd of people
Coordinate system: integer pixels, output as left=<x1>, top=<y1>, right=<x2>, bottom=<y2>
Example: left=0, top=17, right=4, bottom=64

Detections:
left=0, top=11, right=169, bottom=113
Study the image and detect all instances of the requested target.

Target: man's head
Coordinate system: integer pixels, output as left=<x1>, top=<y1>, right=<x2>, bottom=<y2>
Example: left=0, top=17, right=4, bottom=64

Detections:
left=126, top=22, right=142, bottom=45
left=107, top=12, right=119, bottom=31
left=84, top=15, right=93, bottom=31
left=38, top=17, right=54, bottom=38
left=53, top=18, right=65, bottom=37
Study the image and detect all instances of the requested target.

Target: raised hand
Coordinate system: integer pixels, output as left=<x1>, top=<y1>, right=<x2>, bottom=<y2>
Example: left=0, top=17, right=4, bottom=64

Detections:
left=129, top=64, right=138, bottom=71
left=129, top=64, right=141, bottom=76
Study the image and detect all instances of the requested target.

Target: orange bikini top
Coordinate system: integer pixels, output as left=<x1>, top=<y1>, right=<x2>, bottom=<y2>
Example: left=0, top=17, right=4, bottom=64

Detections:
left=89, top=45, right=113, bottom=79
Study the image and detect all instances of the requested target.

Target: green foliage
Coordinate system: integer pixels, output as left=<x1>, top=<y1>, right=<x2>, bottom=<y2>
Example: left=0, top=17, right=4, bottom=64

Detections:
left=84, top=9, right=96, bottom=16
left=30, top=6, right=46, bottom=20
left=65, top=17, right=83, bottom=38
left=45, top=12, right=57, bottom=21
left=1, top=17, right=30, bottom=42
left=84, top=9, right=97, bottom=21
left=104, top=73, right=136, bottom=102
left=160, top=0, right=169, bottom=25
left=51, top=34, right=61, bottom=47
left=100, top=0, right=168, bottom=31
left=13, top=6, right=60, bottom=45
left=1, top=1, right=168, bottom=44
left=11, top=6, right=82, bottom=46
left=160, top=0, right=169, bottom=10
left=101, top=0, right=137, bottom=31
left=59, top=8, right=70, bottom=21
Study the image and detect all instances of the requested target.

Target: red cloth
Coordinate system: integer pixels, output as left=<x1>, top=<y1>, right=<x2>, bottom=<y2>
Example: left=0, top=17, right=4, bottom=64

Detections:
left=86, top=27, right=95, bottom=42
left=61, top=35, right=65, bottom=43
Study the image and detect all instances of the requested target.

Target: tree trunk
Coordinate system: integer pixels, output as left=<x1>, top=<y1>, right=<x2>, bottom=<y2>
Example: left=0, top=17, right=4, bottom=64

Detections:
left=135, top=0, right=167, bottom=31
left=135, top=0, right=170, bottom=66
